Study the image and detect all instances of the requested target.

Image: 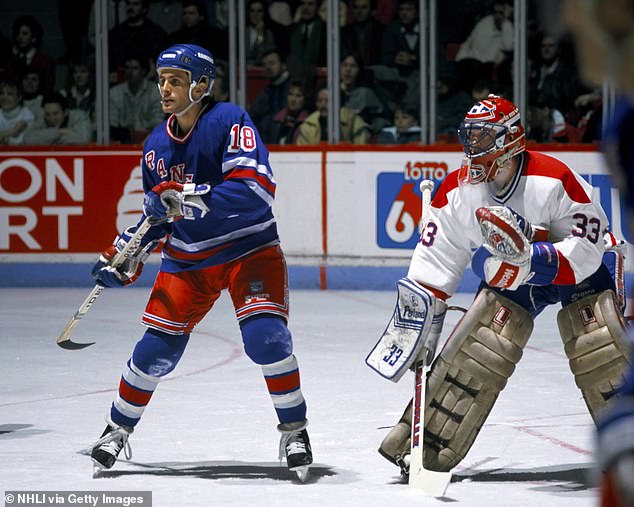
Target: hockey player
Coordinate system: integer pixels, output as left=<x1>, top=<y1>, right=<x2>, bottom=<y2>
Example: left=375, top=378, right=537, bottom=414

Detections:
left=564, top=1, right=634, bottom=505
left=88, top=44, right=312, bottom=480
left=368, top=94, right=630, bottom=476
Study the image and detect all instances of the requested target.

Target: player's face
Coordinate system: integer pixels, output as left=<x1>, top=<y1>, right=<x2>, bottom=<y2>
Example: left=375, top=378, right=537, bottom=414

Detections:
left=157, top=69, right=191, bottom=114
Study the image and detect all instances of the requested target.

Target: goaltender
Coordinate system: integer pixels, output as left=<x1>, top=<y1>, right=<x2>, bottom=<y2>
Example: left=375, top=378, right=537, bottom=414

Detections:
left=367, top=94, right=630, bottom=475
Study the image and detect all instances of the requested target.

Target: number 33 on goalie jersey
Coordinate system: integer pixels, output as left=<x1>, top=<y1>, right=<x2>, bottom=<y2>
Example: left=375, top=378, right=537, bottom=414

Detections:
left=141, top=101, right=279, bottom=274
left=409, top=151, right=610, bottom=297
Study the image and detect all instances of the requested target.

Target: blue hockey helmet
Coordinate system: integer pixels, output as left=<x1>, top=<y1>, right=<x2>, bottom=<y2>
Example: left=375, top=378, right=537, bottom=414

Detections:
left=156, top=44, right=216, bottom=94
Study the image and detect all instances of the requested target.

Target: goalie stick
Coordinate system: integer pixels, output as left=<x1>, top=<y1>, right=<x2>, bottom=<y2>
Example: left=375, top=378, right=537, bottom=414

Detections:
left=408, top=180, right=452, bottom=496
left=56, top=216, right=160, bottom=350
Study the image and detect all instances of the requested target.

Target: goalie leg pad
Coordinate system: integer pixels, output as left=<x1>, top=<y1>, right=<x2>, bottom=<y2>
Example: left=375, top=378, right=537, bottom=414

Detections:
left=378, top=399, right=412, bottom=468
left=557, top=290, right=631, bottom=423
left=423, top=288, right=533, bottom=472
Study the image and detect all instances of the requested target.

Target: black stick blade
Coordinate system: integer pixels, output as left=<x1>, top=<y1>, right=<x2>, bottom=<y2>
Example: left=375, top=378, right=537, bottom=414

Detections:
left=57, top=339, right=95, bottom=350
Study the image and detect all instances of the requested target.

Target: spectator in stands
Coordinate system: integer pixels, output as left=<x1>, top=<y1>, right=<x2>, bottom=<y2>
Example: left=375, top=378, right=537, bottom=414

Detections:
left=109, top=0, right=167, bottom=84
left=380, top=0, right=419, bottom=77
left=570, top=89, right=603, bottom=142
left=109, top=53, right=165, bottom=144
left=377, top=106, right=421, bottom=144
left=249, top=49, right=292, bottom=135
left=212, top=73, right=230, bottom=102
left=526, top=92, right=568, bottom=143
left=373, top=0, right=397, bottom=25
left=455, top=0, right=513, bottom=93
left=207, top=0, right=229, bottom=30
left=7, top=15, right=56, bottom=95
left=267, top=0, right=293, bottom=26
left=207, top=59, right=229, bottom=102
left=529, top=33, right=579, bottom=120
left=437, top=79, right=492, bottom=138
left=167, top=0, right=228, bottom=64
left=296, top=86, right=370, bottom=144
left=20, top=69, right=44, bottom=124
left=147, top=0, right=184, bottom=35
left=375, top=0, right=420, bottom=110
left=24, top=92, right=92, bottom=145
left=246, top=0, right=280, bottom=65
left=287, top=0, right=327, bottom=79
left=59, top=57, right=96, bottom=122
left=341, top=0, right=385, bottom=67
left=339, top=52, right=389, bottom=134
left=264, top=80, right=310, bottom=144
left=0, top=78, right=34, bottom=145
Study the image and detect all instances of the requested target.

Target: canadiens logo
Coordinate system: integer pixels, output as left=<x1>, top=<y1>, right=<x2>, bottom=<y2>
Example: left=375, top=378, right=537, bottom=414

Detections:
left=466, top=101, right=497, bottom=121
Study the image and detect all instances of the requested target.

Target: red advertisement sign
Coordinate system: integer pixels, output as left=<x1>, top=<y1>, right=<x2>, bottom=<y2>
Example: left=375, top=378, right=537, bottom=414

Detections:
left=0, top=149, right=143, bottom=253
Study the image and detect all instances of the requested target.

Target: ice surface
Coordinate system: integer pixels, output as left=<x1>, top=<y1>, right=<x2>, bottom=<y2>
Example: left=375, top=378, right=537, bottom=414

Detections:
left=0, top=288, right=598, bottom=506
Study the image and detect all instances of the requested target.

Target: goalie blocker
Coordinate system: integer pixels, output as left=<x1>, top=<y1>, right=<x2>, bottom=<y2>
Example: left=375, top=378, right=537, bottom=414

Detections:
left=366, top=277, right=447, bottom=382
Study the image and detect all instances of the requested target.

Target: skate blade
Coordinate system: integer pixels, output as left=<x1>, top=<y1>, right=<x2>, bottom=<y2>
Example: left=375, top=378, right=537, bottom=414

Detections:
left=91, top=459, right=109, bottom=478
left=92, top=462, right=104, bottom=478
left=293, top=465, right=310, bottom=483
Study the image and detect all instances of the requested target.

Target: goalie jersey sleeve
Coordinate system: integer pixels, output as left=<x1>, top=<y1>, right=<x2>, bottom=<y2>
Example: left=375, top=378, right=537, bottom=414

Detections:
left=408, top=151, right=610, bottom=297
left=140, top=101, right=279, bottom=272
left=407, top=171, right=484, bottom=297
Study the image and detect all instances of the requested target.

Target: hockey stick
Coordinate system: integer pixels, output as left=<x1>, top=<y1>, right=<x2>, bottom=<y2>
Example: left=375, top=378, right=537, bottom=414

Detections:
left=408, top=180, right=452, bottom=496
left=56, top=217, right=159, bottom=350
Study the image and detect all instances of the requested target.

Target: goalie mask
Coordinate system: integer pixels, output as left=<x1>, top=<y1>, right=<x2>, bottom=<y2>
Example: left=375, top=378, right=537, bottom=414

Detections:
left=156, top=44, right=216, bottom=114
left=457, top=95, right=526, bottom=184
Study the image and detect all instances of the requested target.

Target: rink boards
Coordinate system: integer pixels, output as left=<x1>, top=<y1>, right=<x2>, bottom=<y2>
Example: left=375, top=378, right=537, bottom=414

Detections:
left=0, top=145, right=630, bottom=289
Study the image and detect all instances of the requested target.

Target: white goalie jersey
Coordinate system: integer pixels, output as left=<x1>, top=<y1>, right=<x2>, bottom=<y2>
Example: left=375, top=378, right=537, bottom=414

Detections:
left=409, top=151, right=610, bottom=297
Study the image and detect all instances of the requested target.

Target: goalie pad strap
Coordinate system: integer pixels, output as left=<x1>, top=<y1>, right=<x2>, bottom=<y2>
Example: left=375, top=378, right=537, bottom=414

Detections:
left=557, top=290, right=631, bottom=423
left=423, top=288, right=533, bottom=472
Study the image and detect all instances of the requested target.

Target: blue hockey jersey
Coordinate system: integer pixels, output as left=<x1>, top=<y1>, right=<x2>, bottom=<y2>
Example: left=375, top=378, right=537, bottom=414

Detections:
left=140, top=100, right=279, bottom=272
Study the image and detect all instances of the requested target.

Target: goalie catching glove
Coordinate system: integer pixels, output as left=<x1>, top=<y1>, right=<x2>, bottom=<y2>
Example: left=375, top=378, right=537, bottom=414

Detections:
left=143, top=181, right=211, bottom=220
left=472, top=206, right=558, bottom=291
left=91, top=226, right=161, bottom=288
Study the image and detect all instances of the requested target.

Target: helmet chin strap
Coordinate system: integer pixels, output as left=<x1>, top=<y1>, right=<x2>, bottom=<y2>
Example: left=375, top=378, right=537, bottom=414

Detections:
left=175, top=79, right=214, bottom=117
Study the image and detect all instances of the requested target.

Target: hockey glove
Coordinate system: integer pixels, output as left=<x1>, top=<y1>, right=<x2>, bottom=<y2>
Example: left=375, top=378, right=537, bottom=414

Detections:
left=506, top=207, right=549, bottom=243
left=91, top=226, right=160, bottom=287
left=472, top=241, right=560, bottom=291
left=143, top=182, right=211, bottom=220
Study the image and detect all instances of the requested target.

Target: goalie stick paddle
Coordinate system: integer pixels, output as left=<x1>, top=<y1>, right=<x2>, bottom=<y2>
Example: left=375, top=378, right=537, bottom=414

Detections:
left=56, top=217, right=158, bottom=350
left=408, top=180, right=452, bottom=496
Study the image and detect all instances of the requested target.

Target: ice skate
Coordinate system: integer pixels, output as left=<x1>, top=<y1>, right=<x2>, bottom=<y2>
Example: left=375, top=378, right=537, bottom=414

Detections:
left=89, top=424, right=133, bottom=475
left=278, top=420, right=313, bottom=482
